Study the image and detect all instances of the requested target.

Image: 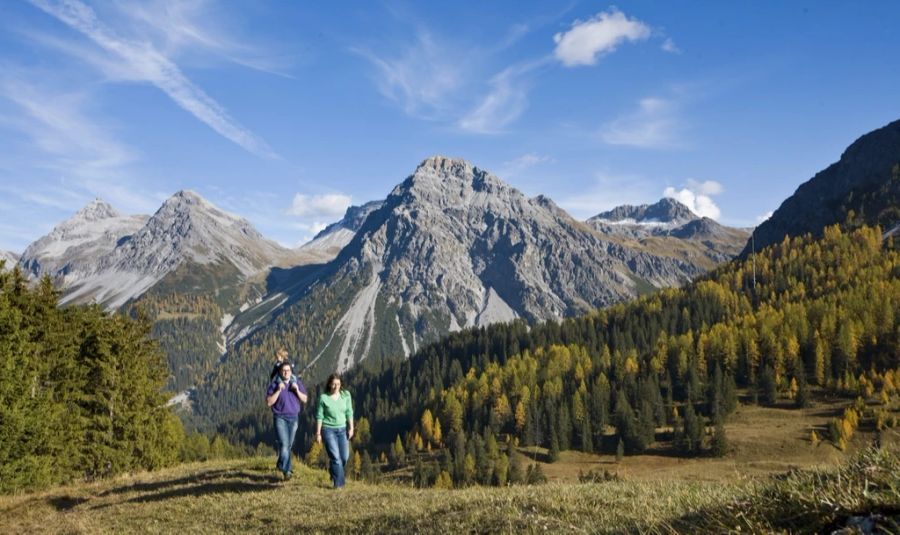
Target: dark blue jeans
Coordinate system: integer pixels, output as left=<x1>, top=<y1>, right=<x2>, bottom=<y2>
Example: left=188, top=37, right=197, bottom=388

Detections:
left=274, top=415, right=298, bottom=475
left=322, top=426, right=349, bottom=488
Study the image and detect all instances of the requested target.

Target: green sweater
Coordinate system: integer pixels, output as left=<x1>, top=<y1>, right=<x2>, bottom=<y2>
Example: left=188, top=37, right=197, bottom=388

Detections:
left=316, top=390, right=353, bottom=428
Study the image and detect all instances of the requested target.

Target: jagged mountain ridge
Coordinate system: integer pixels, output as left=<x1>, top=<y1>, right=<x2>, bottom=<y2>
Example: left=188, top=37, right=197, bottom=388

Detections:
left=26, top=191, right=307, bottom=309
left=18, top=191, right=335, bottom=393
left=215, top=156, right=731, bottom=400
left=745, top=118, right=900, bottom=255
left=19, top=199, right=148, bottom=288
left=300, top=200, right=384, bottom=255
left=590, top=197, right=696, bottom=228
left=586, top=198, right=751, bottom=263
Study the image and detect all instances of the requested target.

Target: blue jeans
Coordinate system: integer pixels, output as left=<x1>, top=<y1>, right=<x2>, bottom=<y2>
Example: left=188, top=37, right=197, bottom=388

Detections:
left=322, top=426, right=349, bottom=488
left=274, top=415, right=298, bottom=475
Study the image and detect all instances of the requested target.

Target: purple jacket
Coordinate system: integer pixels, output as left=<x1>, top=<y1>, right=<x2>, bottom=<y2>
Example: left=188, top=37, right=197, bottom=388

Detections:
left=267, top=377, right=307, bottom=417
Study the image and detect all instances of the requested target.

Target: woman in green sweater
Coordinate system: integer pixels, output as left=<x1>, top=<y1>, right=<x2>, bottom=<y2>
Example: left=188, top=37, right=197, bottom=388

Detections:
left=315, top=373, right=354, bottom=488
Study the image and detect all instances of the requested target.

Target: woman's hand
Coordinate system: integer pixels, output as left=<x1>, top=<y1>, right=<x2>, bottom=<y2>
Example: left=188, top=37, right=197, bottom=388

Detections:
left=347, top=428, right=354, bottom=441
left=316, top=433, right=322, bottom=444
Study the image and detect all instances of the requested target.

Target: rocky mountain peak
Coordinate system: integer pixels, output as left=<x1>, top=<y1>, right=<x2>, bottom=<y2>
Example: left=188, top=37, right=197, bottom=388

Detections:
left=397, top=156, right=510, bottom=202
left=593, top=198, right=697, bottom=225
left=159, top=189, right=221, bottom=217
left=302, top=200, right=385, bottom=253
left=73, top=198, right=121, bottom=222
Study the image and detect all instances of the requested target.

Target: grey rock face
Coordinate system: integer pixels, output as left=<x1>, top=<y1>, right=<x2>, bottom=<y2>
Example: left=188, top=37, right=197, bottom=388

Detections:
left=21, top=192, right=311, bottom=309
left=586, top=199, right=750, bottom=263
left=246, top=156, right=730, bottom=375
left=592, top=197, right=697, bottom=227
left=301, top=200, right=384, bottom=254
left=19, top=199, right=148, bottom=282
left=101, top=190, right=289, bottom=278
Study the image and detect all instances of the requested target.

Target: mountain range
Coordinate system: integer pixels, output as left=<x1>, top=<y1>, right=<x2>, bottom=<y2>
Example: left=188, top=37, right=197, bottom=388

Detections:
left=4, top=157, right=748, bottom=416
left=221, top=157, right=747, bottom=372
left=14, top=110, right=900, bottom=428
left=193, top=156, right=748, bottom=424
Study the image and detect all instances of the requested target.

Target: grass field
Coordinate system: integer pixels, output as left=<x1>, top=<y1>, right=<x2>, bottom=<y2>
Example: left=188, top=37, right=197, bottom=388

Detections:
left=2, top=399, right=898, bottom=534
left=541, top=397, right=856, bottom=483
left=1, top=444, right=898, bottom=534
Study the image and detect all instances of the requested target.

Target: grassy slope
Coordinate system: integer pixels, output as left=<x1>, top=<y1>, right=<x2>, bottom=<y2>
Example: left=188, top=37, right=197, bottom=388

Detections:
left=0, top=458, right=750, bottom=534
left=3, top=427, right=898, bottom=534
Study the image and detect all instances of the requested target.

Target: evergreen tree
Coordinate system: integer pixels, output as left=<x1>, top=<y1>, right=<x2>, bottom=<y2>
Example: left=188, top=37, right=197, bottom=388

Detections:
left=760, top=365, right=778, bottom=406
left=710, top=419, right=728, bottom=457
left=795, top=359, right=810, bottom=409
left=508, top=447, right=524, bottom=484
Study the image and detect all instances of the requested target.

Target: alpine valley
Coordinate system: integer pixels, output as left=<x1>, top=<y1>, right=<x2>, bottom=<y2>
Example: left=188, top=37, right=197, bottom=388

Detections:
left=9, top=157, right=748, bottom=426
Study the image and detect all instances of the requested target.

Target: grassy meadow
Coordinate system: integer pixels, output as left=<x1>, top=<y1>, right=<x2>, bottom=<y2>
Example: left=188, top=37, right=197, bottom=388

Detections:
left=3, top=399, right=898, bottom=534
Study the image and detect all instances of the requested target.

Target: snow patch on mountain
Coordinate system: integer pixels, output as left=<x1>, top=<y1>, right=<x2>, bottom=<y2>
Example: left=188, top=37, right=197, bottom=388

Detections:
left=590, top=218, right=675, bottom=228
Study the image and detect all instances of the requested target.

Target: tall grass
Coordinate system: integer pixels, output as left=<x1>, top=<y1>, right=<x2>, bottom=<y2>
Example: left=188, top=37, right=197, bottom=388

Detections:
left=1, top=446, right=897, bottom=534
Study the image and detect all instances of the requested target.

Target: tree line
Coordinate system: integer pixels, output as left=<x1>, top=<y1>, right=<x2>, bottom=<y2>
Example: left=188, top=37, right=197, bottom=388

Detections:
left=0, top=267, right=243, bottom=493
left=214, top=225, right=899, bottom=488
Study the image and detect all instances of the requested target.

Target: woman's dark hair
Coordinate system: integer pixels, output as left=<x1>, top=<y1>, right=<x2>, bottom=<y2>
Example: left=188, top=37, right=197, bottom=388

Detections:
left=325, top=373, right=342, bottom=392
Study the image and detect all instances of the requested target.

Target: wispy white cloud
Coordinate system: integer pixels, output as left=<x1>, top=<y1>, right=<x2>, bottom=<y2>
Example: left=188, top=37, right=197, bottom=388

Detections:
left=459, top=68, right=528, bottom=134
left=459, top=58, right=550, bottom=134
left=0, top=75, right=135, bottom=176
left=661, top=38, right=681, bottom=54
left=287, top=193, right=352, bottom=218
left=0, top=68, right=166, bottom=216
left=27, top=0, right=277, bottom=159
left=599, top=96, right=683, bottom=149
left=355, top=31, right=464, bottom=120
left=118, top=0, right=295, bottom=77
left=0, top=184, right=84, bottom=211
left=756, top=211, right=774, bottom=224
left=553, top=8, right=651, bottom=67
left=686, top=178, right=723, bottom=196
left=498, top=153, right=553, bottom=179
left=663, top=181, right=723, bottom=220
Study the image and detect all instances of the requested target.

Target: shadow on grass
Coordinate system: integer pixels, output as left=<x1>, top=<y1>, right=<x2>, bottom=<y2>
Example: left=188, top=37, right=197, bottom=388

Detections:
left=97, top=469, right=281, bottom=498
left=126, top=480, right=281, bottom=504
left=92, top=477, right=282, bottom=510
left=49, top=495, right=89, bottom=511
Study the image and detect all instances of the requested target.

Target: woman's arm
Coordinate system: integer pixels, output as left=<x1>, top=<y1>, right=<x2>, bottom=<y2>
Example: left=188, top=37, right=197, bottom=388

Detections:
left=345, top=392, right=354, bottom=439
left=315, top=395, right=324, bottom=443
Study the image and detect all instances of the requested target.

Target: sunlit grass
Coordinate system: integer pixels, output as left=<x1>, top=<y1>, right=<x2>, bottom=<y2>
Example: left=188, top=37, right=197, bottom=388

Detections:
left=2, top=444, right=898, bottom=534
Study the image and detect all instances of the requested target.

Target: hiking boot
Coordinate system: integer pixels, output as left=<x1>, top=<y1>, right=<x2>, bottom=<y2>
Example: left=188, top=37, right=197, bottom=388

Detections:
left=283, top=471, right=293, bottom=481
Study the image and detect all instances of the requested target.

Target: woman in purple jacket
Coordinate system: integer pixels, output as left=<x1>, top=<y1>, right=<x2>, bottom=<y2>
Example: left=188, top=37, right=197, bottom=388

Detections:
left=266, top=359, right=308, bottom=480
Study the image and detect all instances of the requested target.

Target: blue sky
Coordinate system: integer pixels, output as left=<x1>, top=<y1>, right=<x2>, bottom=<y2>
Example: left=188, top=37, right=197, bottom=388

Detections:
left=1, top=1, right=899, bottom=251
